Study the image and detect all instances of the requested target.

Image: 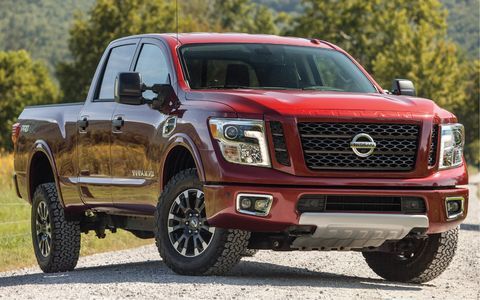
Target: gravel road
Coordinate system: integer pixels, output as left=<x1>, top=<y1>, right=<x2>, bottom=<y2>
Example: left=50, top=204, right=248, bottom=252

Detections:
left=0, top=182, right=478, bottom=300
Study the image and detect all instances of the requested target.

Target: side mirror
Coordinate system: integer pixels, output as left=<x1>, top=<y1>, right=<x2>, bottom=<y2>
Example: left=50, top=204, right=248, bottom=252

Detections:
left=115, top=72, right=143, bottom=105
left=115, top=72, right=176, bottom=107
left=391, top=79, right=416, bottom=96
left=149, top=84, right=176, bottom=109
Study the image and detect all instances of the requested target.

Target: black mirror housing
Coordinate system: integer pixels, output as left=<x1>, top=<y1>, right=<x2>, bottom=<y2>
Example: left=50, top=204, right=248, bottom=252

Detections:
left=115, top=72, right=177, bottom=107
left=150, top=84, right=175, bottom=108
left=115, top=72, right=144, bottom=105
left=392, top=79, right=416, bottom=96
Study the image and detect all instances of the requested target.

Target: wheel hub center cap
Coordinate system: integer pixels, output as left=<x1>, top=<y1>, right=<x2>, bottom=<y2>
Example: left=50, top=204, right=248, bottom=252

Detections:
left=189, top=217, right=199, bottom=229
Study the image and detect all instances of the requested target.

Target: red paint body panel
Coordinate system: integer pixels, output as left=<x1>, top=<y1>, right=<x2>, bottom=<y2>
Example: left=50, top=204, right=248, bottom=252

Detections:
left=204, top=184, right=468, bottom=234
left=13, top=33, right=468, bottom=236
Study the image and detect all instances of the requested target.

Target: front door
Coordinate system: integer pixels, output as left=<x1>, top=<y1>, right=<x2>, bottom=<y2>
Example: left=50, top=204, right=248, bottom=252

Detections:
left=110, top=41, right=172, bottom=213
left=77, top=43, right=137, bottom=206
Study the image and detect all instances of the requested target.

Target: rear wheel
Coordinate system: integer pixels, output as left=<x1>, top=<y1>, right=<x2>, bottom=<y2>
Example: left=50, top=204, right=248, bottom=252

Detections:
left=31, top=183, right=81, bottom=273
left=363, top=228, right=459, bottom=283
left=155, top=169, right=250, bottom=275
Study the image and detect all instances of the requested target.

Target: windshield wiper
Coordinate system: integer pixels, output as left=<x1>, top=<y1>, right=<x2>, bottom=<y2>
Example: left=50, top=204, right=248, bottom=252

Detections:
left=302, top=86, right=345, bottom=92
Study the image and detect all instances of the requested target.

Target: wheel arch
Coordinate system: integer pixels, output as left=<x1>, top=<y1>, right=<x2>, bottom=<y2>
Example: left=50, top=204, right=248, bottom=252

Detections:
left=27, top=140, right=64, bottom=207
left=160, top=134, right=206, bottom=190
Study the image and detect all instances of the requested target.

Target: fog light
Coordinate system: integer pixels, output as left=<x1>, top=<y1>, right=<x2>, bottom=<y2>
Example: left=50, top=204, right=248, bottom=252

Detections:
left=254, top=199, right=270, bottom=211
left=240, top=198, right=252, bottom=209
left=236, top=194, right=273, bottom=217
left=447, top=201, right=460, bottom=212
left=445, top=196, right=464, bottom=220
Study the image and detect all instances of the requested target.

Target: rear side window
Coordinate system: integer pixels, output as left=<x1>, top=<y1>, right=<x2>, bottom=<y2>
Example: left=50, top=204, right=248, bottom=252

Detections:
left=134, top=44, right=170, bottom=99
left=98, top=44, right=136, bottom=100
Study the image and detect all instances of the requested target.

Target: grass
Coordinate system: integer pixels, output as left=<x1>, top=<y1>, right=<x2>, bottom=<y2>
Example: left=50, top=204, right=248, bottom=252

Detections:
left=0, top=153, right=152, bottom=272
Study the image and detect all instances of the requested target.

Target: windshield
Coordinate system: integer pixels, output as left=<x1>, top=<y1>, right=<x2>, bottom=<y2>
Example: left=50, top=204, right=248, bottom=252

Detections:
left=180, top=43, right=377, bottom=93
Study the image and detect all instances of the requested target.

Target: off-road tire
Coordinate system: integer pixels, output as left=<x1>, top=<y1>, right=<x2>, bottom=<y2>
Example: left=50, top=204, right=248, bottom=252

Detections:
left=31, top=183, right=81, bottom=273
left=363, top=227, right=459, bottom=283
left=242, top=249, right=258, bottom=257
left=155, top=168, right=250, bottom=275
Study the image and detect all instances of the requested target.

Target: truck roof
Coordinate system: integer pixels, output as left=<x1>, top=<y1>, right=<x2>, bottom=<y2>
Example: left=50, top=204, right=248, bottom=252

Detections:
left=114, top=33, right=336, bottom=49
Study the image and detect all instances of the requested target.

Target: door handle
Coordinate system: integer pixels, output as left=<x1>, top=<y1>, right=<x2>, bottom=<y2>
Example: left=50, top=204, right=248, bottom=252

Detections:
left=78, top=117, right=89, bottom=131
left=112, top=116, right=124, bottom=131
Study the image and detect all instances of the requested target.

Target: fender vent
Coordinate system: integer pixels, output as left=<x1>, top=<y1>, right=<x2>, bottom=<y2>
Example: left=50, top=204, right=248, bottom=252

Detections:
left=270, top=121, right=290, bottom=166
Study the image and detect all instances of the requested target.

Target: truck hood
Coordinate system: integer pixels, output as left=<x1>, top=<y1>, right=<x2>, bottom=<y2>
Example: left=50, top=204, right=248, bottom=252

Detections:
left=187, top=90, right=448, bottom=120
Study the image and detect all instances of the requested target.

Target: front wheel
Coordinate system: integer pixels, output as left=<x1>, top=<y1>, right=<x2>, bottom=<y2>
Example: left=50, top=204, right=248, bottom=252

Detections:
left=31, top=183, right=81, bottom=273
left=363, top=227, right=459, bottom=283
left=155, top=169, right=250, bottom=275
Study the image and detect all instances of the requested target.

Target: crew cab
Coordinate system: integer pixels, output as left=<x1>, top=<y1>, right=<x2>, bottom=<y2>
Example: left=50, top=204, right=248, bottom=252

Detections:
left=12, top=34, right=468, bottom=282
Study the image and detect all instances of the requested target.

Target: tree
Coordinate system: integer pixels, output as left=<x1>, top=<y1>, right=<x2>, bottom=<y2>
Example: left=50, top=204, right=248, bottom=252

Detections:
left=442, top=0, right=480, bottom=58
left=212, top=0, right=278, bottom=34
left=57, top=0, right=201, bottom=102
left=287, top=0, right=448, bottom=71
left=0, top=0, right=94, bottom=73
left=456, top=60, right=480, bottom=167
left=0, top=50, right=60, bottom=150
left=371, top=16, right=465, bottom=110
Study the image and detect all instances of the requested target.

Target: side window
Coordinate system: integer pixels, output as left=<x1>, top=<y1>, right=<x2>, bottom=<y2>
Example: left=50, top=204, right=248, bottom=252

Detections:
left=98, top=44, right=136, bottom=100
left=134, top=44, right=169, bottom=99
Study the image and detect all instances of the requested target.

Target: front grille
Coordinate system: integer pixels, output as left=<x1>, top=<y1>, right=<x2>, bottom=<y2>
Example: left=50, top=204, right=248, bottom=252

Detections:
left=428, top=125, right=438, bottom=166
left=297, top=195, right=426, bottom=214
left=298, top=122, right=419, bottom=171
left=270, top=121, right=290, bottom=166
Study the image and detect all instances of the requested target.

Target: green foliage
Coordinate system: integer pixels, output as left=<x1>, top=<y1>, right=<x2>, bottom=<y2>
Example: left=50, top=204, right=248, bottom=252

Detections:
left=288, top=0, right=448, bottom=70
left=253, top=0, right=303, bottom=13
left=0, top=51, right=60, bottom=151
left=442, top=0, right=480, bottom=58
left=0, top=0, right=94, bottom=73
left=212, top=0, right=277, bottom=34
left=456, top=60, right=480, bottom=167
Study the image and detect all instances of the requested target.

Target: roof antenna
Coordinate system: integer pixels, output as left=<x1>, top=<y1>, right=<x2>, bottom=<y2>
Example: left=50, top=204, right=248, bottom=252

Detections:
left=175, top=0, right=179, bottom=97
left=176, top=0, right=179, bottom=43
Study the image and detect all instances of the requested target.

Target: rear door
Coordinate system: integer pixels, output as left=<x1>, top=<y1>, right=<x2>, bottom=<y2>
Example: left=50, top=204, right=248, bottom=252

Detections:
left=110, top=39, right=172, bottom=213
left=77, top=42, right=138, bottom=206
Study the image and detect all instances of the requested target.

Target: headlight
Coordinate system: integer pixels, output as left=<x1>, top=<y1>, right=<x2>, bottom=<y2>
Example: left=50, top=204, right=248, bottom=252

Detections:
left=209, top=118, right=271, bottom=167
left=439, top=123, right=464, bottom=169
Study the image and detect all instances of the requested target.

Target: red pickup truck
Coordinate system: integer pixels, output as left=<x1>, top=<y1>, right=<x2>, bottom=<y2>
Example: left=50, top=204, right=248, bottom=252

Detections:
left=12, top=33, right=468, bottom=283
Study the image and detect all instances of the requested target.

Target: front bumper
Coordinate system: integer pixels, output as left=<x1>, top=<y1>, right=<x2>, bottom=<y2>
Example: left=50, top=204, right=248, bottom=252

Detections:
left=204, top=184, right=468, bottom=234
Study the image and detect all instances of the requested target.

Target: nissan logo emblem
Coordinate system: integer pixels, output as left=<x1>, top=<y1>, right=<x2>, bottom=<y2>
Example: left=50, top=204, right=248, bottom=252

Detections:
left=350, top=133, right=376, bottom=157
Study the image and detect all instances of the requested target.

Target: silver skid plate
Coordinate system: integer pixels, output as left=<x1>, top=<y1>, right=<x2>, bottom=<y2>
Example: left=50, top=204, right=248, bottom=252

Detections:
left=292, top=213, right=429, bottom=250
